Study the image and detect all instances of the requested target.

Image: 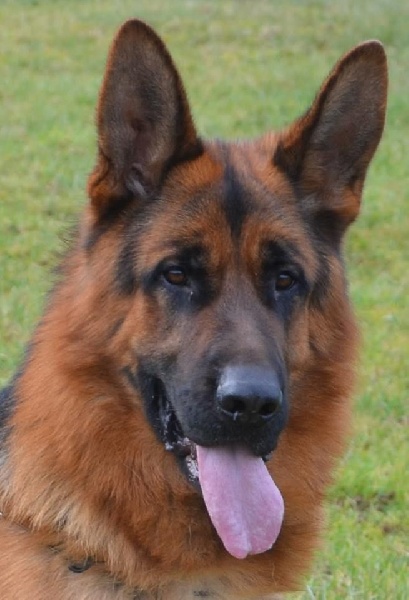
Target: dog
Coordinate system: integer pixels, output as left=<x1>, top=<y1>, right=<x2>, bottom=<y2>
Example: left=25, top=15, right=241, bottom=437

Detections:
left=0, top=19, right=387, bottom=600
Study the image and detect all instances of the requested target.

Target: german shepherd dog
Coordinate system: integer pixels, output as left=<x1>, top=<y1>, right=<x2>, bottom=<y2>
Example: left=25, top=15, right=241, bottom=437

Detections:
left=0, top=20, right=387, bottom=600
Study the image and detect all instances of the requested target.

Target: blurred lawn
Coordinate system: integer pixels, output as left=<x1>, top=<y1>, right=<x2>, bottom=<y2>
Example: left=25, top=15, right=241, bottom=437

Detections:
left=0, top=1, right=407, bottom=598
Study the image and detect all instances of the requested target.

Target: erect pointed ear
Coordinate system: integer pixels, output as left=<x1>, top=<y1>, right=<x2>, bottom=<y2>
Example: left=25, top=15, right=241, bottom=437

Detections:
left=87, top=19, right=202, bottom=218
left=274, top=41, right=387, bottom=242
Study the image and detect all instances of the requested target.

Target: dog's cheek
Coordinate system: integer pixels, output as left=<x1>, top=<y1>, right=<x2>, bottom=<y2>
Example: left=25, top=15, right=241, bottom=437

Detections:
left=285, top=305, right=311, bottom=372
left=125, top=293, right=188, bottom=366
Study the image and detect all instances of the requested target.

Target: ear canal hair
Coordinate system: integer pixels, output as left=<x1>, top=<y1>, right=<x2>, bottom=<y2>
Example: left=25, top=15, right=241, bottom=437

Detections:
left=274, top=41, right=388, bottom=239
left=87, top=19, right=202, bottom=219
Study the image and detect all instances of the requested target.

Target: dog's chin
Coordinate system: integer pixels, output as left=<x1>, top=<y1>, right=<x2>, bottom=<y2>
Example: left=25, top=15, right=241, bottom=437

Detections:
left=148, top=378, right=274, bottom=492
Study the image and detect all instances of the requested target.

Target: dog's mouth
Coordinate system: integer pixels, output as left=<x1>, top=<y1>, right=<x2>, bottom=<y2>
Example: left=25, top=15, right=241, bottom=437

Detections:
left=150, top=377, right=285, bottom=560
left=154, top=378, right=200, bottom=486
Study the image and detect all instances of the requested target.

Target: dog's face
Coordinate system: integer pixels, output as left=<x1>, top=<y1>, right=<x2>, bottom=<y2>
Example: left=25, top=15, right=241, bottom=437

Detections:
left=117, top=145, right=321, bottom=470
left=81, top=20, right=387, bottom=561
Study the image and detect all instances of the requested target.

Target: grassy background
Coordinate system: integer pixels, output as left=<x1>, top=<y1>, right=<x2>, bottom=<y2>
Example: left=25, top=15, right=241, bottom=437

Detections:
left=0, top=1, right=407, bottom=598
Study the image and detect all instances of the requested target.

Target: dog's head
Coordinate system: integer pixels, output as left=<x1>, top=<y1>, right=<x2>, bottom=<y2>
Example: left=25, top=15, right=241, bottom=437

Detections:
left=82, top=20, right=387, bottom=559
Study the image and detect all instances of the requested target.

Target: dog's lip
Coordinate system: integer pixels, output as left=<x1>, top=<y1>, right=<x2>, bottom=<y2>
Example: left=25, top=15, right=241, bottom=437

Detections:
left=165, top=437, right=191, bottom=456
left=154, top=379, right=201, bottom=486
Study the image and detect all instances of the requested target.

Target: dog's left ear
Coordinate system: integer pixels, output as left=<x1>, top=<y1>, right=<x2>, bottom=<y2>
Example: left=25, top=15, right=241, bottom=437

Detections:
left=274, top=41, right=387, bottom=242
left=88, top=20, right=200, bottom=218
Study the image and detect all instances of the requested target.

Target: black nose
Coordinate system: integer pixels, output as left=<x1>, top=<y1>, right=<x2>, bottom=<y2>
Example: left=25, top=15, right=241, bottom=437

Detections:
left=216, top=365, right=283, bottom=425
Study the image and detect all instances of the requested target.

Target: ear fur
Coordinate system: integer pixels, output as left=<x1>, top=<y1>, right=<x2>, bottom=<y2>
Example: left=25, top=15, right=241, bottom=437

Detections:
left=88, top=19, right=201, bottom=218
left=274, top=41, right=388, bottom=239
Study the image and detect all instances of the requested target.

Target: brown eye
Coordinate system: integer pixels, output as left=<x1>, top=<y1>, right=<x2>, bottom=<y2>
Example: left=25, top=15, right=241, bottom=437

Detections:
left=163, top=267, right=188, bottom=286
left=275, top=271, right=296, bottom=292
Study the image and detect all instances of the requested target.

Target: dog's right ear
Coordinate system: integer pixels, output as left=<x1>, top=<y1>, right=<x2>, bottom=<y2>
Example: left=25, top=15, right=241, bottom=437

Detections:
left=88, top=20, right=201, bottom=219
left=274, top=41, right=387, bottom=243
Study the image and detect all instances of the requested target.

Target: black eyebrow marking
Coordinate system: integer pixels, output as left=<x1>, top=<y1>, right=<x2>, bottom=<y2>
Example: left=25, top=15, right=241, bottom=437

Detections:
left=262, top=239, right=304, bottom=266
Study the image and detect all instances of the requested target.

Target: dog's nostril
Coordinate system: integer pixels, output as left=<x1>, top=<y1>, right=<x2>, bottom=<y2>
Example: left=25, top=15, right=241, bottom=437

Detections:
left=259, top=400, right=279, bottom=417
left=221, top=395, right=247, bottom=418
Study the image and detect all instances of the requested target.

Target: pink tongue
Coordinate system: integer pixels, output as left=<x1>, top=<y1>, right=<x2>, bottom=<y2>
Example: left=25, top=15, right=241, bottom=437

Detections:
left=196, top=445, right=284, bottom=560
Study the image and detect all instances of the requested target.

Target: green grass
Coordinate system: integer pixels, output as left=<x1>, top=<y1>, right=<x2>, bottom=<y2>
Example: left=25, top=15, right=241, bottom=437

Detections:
left=0, top=1, right=407, bottom=597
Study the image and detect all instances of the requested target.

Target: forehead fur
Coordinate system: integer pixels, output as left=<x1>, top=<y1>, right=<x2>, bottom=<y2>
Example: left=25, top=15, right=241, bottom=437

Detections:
left=135, top=137, right=319, bottom=279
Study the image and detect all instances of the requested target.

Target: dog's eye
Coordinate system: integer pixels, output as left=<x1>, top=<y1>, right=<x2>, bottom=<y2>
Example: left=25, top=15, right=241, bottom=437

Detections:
left=275, top=271, right=296, bottom=292
left=163, top=267, right=189, bottom=287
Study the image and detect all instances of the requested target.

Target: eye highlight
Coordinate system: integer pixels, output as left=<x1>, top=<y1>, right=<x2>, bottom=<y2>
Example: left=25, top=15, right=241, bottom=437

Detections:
left=162, top=266, right=189, bottom=287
